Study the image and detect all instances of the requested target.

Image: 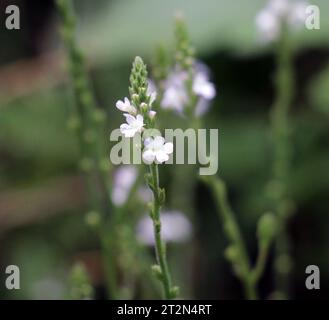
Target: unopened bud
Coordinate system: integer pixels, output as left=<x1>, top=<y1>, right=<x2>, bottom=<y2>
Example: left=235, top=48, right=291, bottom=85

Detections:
left=149, top=110, right=157, bottom=119
left=85, top=211, right=101, bottom=227
left=257, top=212, right=277, bottom=248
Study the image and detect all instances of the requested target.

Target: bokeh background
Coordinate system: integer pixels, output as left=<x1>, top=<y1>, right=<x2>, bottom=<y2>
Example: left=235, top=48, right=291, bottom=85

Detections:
left=0, top=0, right=329, bottom=299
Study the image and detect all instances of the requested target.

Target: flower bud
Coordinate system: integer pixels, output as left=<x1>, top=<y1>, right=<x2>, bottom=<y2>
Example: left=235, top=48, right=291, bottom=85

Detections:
left=140, top=102, right=149, bottom=114
left=85, top=211, right=101, bottom=227
left=149, top=110, right=157, bottom=119
left=257, top=212, right=277, bottom=248
left=224, top=245, right=239, bottom=263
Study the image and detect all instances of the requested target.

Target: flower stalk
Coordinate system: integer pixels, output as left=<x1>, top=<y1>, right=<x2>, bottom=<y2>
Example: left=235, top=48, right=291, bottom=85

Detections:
left=56, top=0, right=119, bottom=299
left=270, top=22, right=295, bottom=298
left=116, top=56, right=177, bottom=299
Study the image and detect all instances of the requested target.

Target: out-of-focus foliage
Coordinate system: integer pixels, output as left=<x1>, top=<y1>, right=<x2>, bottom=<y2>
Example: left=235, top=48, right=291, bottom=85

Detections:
left=0, top=0, right=328, bottom=299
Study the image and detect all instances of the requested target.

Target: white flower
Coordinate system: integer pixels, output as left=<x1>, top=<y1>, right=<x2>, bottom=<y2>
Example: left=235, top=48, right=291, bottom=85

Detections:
left=161, top=70, right=189, bottom=113
left=116, top=97, right=137, bottom=115
left=161, top=64, right=216, bottom=116
left=255, top=9, right=280, bottom=43
left=142, top=136, right=173, bottom=164
left=111, top=166, right=138, bottom=206
left=120, top=113, right=144, bottom=138
left=193, top=72, right=216, bottom=100
left=255, top=0, right=308, bottom=43
left=136, top=211, right=192, bottom=246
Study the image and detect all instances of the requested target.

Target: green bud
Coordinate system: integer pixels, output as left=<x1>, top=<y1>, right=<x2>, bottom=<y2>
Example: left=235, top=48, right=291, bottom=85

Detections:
left=151, top=265, right=162, bottom=280
left=140, top=102, right=149, bottom=114
left=224, top=245, right=239, bottom=263
left=170, top=286, right=180, bottom=299
left=257, top=212, right=277, bottom=248
left=85, top=211, right=101, bottom=227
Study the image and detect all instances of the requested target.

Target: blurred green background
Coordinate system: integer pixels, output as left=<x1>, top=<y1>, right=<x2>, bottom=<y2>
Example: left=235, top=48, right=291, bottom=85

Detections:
left=0, top=0, right=328, bottom=299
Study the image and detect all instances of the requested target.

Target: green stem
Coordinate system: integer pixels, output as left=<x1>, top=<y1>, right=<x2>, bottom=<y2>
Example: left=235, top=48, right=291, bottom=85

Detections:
left=149, top=163, right=174, bottom=299
left=251, top=245, right=270, bottom=286
left=271, top=24, right=295, bottom=297
left=56, top=0, right=118, bottom=299
left=203, top=176, right=258, bottom=300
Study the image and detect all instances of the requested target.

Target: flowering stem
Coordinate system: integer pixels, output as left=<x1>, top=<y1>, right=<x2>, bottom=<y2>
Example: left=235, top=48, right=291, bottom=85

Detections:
left=271, top=24, right=295, bottom=298
left=202, top=176, right=258, bottom=299
left=148, top=163, right=175, bottom=299
left=56, top=0, right=117, bottom=299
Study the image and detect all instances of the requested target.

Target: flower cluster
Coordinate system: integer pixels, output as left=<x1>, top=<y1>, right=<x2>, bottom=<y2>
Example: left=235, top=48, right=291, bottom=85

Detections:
left=255, top=0, right=309, bottom=43
left=161, top=63, right=216, bottom=116
left=116, top=57, right=173, bottom=164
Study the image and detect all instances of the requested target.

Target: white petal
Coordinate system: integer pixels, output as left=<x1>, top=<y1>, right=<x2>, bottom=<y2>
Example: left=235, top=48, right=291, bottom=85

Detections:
left=153, top=136, right=165, bottom=148
left=155, top=151, right=169, bottom=163
left=123, top=113, right=135, bottom=125
left=142, top=150, right=156, bottom=164
left=111, top=166, right=138, bottom=206
left=144, top=137, right=154, bottom=148
left=163, top=142, right=173, bottom=154
left=136, top=114, right=144, bottom=124
left=255, top=9, right=280, bottom=43
left=116, top=100, right=126, bottom=112
left=120, top=124, right=136, bottom=138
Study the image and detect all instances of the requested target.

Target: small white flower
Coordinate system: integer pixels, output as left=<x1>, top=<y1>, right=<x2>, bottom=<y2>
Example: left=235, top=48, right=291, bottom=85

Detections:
left=120, top=114, right=144, bottom=138
left=116, top=97, right=137, bottom=115
left=192, top=72, right=216, bottom=100
left=111, top=166, right=138, bottom=206
left=142, top=136, right=173, bottom=164
left=136, top=211, right=192, bottom=246
left=255, top=0, right=308, bottom=43
left=289, top=1, right=308, bottom=28
left=255, top=9, right=280, bottom=43
left=161, top=70, right=189, bottom=113
left=268, top=0, right=291, bottom=16
left=161, top=64, right=216, bottom=116
left=161, top=85, right=188, bottom=113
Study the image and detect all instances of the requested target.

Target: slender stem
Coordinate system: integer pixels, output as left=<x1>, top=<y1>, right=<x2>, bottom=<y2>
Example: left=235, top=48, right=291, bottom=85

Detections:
left=56, top=0, right=118, bottom=299
left=203, top=176, right=258, bottom=300
left=251, top=245, right=270, bottom=286
left=271, top=24, right=295, bottom=297
left=149, top=163, right=173, bottom=299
